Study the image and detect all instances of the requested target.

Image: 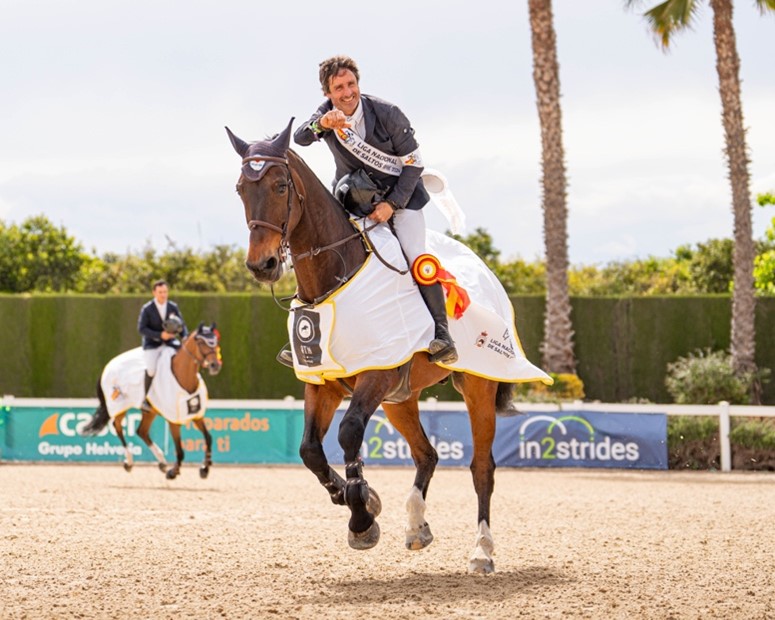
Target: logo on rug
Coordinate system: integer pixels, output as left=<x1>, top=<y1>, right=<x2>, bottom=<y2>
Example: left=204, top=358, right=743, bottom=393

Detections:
left=292, top=308, right=323, bottom=367
left=187, top=395, right=202, bottom=415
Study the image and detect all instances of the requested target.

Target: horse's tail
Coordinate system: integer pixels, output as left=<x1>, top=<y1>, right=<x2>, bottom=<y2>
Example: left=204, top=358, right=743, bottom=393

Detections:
left=80, top=377, right=110, bottom=435
left=495, top=382, right=516, bottom=414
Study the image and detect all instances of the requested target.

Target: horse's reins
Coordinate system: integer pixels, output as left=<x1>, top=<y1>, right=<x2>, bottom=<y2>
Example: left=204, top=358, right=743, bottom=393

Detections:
left=242, top=155, right=408, bottom=310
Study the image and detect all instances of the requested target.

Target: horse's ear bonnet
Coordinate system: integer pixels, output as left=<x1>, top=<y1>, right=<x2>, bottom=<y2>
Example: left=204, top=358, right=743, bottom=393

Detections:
left=196, top=322, right=220, bottom=348
left=225, top=118, right=295, bottom=182
left=162, top=315, right=184, bottom=336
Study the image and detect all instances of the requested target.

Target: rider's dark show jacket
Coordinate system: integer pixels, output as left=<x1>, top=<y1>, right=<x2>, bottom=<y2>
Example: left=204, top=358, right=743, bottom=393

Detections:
left=137, top=300, right=188, bottom=350
left=293, top=94, right=430, bottom=212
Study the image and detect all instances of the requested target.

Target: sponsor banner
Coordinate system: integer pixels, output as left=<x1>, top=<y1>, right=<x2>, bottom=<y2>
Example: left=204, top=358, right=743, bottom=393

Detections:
left=323, top=410, right=470, bottom=466
left=0, top=406, right=302, bottom=464
left=323, top=409, right=667, bottom=470
left=0, top=405, right=667, bottom=470
left=497, top=410, right=667, bottom=470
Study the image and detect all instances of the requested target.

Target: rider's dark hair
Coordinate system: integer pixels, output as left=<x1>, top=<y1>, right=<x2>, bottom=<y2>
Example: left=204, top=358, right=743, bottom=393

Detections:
left=152, top=279, right=168, bottom=290
left=319, top=55, right=360, bottom=94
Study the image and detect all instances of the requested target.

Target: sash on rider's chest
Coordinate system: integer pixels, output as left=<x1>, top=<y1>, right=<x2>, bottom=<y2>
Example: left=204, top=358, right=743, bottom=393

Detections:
left=333, top=116, right=422, bottom=179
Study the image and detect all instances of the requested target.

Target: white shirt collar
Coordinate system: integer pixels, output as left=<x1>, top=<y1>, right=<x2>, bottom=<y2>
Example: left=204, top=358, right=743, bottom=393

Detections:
left=154, top=300, right=167, bottom=318
left=346, top=98, right=365, bottom=137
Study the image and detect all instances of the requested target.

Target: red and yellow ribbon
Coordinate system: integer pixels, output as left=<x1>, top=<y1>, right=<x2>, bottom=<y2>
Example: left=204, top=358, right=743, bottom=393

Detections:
left=411, top=254, right=471, bottom=319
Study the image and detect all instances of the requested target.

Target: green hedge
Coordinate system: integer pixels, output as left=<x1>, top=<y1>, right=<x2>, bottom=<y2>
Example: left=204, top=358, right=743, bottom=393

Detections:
left=1, top=294, right=774, bottom=403
left=667, top=416, right=775, bottom=470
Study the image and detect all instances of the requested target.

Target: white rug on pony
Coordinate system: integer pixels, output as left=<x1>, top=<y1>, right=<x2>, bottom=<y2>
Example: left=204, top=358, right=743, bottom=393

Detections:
left=100, top=346, right=208, bottom=423
left=288, top=224, right=552, bottom=386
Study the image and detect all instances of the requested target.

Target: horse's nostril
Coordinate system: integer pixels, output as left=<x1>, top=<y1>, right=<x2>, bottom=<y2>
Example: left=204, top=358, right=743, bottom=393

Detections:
left=246, top=258, right=276, bottom=274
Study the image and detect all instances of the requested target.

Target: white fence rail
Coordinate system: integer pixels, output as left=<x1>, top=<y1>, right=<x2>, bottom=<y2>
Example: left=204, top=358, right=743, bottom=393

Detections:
left=3, top=396, right=775, bottom=472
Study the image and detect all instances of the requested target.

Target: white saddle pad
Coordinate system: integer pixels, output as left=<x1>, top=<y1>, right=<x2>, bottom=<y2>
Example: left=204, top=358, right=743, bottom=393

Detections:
left=287, top=224, right=552, bottom=386
left=100, top=347, right=208, bottom=424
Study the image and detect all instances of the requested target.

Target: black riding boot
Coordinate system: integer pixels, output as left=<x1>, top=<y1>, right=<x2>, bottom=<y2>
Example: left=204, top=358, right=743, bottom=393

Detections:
left=418, top=282, right=458, bottom=364
left=142, top=371, right=153, bottom=411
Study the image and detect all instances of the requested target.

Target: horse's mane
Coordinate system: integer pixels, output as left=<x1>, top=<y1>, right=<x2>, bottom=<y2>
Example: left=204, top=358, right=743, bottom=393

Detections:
left=284, top=148, right=368, bottom=298
left=286, top=149, right=352, bottom=228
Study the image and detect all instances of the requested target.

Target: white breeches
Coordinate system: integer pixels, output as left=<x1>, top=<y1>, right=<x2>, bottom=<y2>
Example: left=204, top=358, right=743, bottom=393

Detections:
left=143, top=348, right=163, bottom=377
left=392, top=208, right=427, bottom=266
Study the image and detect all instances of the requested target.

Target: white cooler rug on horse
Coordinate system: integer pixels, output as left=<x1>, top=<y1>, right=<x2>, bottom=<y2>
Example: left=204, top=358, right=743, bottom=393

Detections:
left=288, top=224, right=552, bottom=386
left=100, top=347, right=208, bottom=424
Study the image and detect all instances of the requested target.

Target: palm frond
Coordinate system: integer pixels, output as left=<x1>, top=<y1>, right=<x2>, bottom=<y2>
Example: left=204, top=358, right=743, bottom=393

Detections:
left=755, top=0, right=775, bottom=14
left=642, top=0, right=702, bottom=48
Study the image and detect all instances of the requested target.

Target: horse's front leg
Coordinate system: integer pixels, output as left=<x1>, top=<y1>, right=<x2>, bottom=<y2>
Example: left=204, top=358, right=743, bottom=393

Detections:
left=112, top=413, right=133, bottom=472
left=193, top=418, right=213, bottom=479
left=298, top=382, right=346, bottom=504
left=135, top=409, right=168, bottom=473
left=338, top=372, right=395, bottom=550
left=165, top=422, right=184, bottom=480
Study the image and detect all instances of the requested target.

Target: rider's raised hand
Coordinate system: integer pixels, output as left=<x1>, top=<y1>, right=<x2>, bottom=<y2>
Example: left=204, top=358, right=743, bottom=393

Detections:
left=320, top=110, right=350, bottom=130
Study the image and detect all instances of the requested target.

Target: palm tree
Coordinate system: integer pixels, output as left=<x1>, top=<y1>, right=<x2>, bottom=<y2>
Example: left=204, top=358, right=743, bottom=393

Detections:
left=627, top=0, right=774, bottom=402
left=528, top=0, right=577, bottom=375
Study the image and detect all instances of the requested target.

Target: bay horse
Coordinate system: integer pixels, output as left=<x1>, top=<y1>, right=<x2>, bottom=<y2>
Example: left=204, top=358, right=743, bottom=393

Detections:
left=227, top=120, right=513, bottom=573
left=81, top=323, right=222, bottom=480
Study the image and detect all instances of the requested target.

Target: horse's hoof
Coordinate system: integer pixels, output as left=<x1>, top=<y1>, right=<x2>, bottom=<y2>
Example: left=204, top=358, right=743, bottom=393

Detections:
left=165, top=469, right=179, bottom=480
left=158, top=462, right=168, bottom=473
left=468, top=557, right=495, bottom=574
left=199, top=466, right=209, bottom=479
left=348, top=520, right=380, bottom=550
left=366, top=487, right=382, bottom=518
left=405, top=522, right=434, bottom=550
left=123, top=462, right=133, bottom=473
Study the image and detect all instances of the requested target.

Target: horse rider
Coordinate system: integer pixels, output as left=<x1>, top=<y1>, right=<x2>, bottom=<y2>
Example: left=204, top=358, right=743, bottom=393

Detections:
left=288, top=54, right=458, bottom=366
left=137, top=279, right=188, bottom=410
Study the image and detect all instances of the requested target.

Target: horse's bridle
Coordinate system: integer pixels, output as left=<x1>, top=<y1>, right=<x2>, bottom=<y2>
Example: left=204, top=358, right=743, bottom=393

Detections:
left=242, top=155, right=305, bottom=263
left=183, top=333, right=221, bottom=370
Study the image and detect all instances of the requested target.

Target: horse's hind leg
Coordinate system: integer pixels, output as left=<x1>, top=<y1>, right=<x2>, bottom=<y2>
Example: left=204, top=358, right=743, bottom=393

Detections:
left=193, top=418, right=212, bottom=478
left=455, top=373, right=499, bottom=574
left=382, top=400, right=438, bottom=551
left=135, top=410, right=168, bottom=473
left=165, top=423, right=184, bottom=480
left=112, top=413, right=133, bottom=472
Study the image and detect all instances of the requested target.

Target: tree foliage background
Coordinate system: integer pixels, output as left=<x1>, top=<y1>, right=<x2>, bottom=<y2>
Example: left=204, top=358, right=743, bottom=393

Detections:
left=2, top=212, right=774, bottom=296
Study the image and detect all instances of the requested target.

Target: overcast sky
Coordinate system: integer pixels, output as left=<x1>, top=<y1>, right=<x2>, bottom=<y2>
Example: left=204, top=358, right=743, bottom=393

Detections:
left=1, top=0, right=773, bottom=265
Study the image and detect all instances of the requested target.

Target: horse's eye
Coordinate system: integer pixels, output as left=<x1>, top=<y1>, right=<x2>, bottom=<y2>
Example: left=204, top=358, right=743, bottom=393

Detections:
left=277, top=182, right=288, bottom=195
